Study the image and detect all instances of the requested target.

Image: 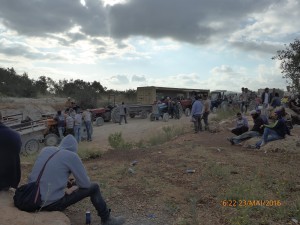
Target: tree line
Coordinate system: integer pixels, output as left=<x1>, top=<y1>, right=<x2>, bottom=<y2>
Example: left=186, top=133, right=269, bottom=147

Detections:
left=0, top=67, right=136, bottom=109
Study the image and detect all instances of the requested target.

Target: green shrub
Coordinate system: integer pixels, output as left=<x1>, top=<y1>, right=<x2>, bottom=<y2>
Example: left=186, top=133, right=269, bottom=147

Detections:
left=108, top=132, right=133, bottom=150
left=211, top=108, right=237, bottom=122
left=148, top=125, right=187, bottom=146
left=78, top=147, right=102, bottom=160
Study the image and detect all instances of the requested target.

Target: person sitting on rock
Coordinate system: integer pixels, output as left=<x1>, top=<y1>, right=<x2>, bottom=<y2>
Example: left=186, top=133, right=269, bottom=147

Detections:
left=230, top=112, right=249, bottom=136
left=227, top=110, right=265, bottom=145
left=254, top=109, right=290, bottom=149
left=27, top=135, right=125, bottom=225
left=0, top=111, right=22, bottom=191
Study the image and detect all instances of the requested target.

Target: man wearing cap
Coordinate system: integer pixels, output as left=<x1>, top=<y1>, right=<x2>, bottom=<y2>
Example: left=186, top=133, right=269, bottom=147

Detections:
left=227, top=110, right=265, bottom=145
left=255, top=109, right=290, bottom=148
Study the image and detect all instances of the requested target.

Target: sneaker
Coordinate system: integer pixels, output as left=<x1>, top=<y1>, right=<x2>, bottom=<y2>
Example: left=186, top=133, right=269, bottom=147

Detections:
left=227, top=137, right=234, bottom=145
left=102, top=216, right=125, bottom=225
left=247, top=144, right=257, bottom=149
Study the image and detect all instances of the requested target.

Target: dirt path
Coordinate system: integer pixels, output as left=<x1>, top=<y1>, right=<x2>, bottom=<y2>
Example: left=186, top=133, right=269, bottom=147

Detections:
left=83, top=115, right=192, bottom=151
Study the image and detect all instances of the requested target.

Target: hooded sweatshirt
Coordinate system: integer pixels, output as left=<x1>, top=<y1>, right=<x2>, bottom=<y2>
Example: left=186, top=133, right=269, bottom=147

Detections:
left=0, top=123, right=22, bottom=190
left=28, top=135, right=90, bottom=206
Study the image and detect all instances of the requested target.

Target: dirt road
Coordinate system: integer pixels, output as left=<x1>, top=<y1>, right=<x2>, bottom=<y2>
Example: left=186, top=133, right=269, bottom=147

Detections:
left=85, top=115, right=192, bottom=150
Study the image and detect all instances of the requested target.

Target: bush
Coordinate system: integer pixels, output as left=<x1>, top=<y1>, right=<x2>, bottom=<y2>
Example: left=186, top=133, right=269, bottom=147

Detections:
left=108, top=132, right=133, bottom=150
left=78, top=148, right=102, bottom=160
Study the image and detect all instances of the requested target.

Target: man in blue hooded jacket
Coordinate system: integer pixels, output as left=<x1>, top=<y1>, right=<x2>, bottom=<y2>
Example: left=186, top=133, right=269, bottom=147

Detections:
left=27, top=135, right=125, bottom=225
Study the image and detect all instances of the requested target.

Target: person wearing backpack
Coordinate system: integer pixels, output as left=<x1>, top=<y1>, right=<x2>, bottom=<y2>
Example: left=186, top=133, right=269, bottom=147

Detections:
left=25, top=135, right=125, bottom=225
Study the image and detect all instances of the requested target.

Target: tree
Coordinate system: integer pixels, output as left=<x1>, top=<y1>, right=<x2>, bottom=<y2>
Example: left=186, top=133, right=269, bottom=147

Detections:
left=35, top=76, right=48, bottom=95
left=272, top=39, right=300, bottom=92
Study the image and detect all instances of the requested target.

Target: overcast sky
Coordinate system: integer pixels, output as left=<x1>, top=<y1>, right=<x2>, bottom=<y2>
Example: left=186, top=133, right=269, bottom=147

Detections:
left=0, top=0, right=299, bottom=92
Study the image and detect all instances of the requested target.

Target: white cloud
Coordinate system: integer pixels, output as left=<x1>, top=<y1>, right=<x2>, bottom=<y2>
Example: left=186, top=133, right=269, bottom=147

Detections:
left=132, top=75, right=146, bottom=82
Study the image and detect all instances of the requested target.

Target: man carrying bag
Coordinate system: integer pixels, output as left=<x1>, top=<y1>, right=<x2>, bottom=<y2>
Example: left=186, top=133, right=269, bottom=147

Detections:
left=14, top=135, right=124, bottom=225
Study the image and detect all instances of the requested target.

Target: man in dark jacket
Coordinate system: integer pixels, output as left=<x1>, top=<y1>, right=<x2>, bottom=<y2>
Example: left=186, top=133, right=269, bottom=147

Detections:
left=227, top=110, right=265, bottom=145
left=255, top=109, right=290, bottom=148
left=0, top=111, right=22, bottom=191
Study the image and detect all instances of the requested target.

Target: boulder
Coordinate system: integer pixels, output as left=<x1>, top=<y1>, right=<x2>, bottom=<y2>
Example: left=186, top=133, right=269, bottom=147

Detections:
left=243, top=135, right=300, bottom=153
left=0, top=190, right=70, bottom=225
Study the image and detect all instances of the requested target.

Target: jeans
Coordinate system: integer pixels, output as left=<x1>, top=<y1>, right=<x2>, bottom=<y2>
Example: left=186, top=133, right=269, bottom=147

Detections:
left=74, top=125, right=81, bottom=143
left=58, top=127, right=65, bottom=140
left=119, top=115, right=127, bottom=124
left=42, top=183, right=110, bottom=222
left=202, top=112, right=209, bottom=129
left=256, top=128, right=283, bottom=147
left=84, top=121, right=92, bottom=141
left=193, top=114, right=202, bottom=132
left=232, top=131, right=260, bottom=144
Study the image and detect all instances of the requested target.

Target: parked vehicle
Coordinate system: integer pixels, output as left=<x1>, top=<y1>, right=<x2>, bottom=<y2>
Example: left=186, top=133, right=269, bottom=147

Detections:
left=89, top=105, right=114, bottom=126
left=111, top=104, right=153, bottom=123
left=4, top=113, right=49, bottom=154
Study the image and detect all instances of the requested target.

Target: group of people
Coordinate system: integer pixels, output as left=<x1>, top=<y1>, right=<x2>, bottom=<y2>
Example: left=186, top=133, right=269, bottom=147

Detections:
left=0, top=111, right=125, bottom=225
left=226, top=86, right=294, bottom=150
left=190, top=94, right=211, bottom=133
left=54, top=107, right=93, bottom=143
left=56, top=96, right=96, bottom=142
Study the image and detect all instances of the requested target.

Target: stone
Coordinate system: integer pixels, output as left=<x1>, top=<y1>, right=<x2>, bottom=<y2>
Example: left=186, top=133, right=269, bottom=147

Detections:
left=0, top=190, right=70, bottom=225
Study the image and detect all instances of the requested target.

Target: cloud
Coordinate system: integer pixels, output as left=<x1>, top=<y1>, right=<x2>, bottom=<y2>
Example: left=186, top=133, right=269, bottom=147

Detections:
left=108, top=0, right=275, bottom=44
left=131, top=75, right=146, bottom=82
left=107, top=74, right=129, bottom=84
left=0, top=38, right=64, bottom=60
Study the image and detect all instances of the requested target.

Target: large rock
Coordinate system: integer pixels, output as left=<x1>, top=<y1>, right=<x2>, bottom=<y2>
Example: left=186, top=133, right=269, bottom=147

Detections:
left=243, top=135, right=300, bottom=153
left=0, top=190, right=70, bottom=225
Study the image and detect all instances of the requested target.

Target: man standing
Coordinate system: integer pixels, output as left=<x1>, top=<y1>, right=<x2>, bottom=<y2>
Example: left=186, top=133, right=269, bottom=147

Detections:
left=191, top=96, right=204, bottom=133
left=65, top=112, right=74, bottom=136
left=261, top=88, right=270, bottom=116
left=82, top=109, right=92, bottom=141
left=202, top=94, right=211, bottom=131
left=54, top=110, right=65, bottom=140
left=26, top=135, right=125, bottom=225
left=0, top=111, right=22, bottom=191
left=119, top=102, right=128, bottom=125
left=74, top=110, right=82, bottom=143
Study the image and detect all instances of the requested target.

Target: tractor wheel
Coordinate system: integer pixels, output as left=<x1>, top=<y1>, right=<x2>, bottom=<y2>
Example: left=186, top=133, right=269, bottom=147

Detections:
left=129, top=113, right=135, bottom=118
left=44, top=133, right=59, bottom=146
left=141, top=111, right=148, bottom=119
left=111, top=107, right=120, bottom=123
left=185, top=108, right=191, bottom=116
left=25, top=139, right=40, bottom=154
left=149, top=113, right=155, bottom=121
left=95, top=117, right=104, bottom=126
left=162, top=113, right=169, bottom=122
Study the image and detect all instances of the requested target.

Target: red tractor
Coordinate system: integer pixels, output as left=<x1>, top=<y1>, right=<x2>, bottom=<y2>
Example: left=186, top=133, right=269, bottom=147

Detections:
left=89, top=105, right=114, bottom=126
